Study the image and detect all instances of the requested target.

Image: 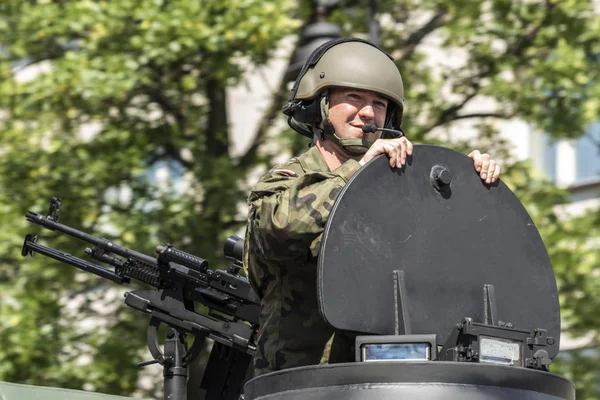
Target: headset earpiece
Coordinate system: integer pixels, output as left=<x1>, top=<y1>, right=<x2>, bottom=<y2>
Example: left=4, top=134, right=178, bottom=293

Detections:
left=291, top=98, right=321, bottom=125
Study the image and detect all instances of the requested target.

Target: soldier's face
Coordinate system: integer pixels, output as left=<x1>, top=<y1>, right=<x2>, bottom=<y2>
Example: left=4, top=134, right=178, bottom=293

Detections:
left=327, top=87, right=388, bottom=140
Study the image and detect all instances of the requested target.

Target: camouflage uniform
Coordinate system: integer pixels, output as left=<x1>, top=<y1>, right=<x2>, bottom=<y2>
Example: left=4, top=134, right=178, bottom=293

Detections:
left=245, top=145, right=361, bottom=376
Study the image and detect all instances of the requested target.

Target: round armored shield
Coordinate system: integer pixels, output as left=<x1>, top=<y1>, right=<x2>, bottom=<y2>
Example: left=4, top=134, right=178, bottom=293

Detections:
left=317, top=145, right=560, bottom=357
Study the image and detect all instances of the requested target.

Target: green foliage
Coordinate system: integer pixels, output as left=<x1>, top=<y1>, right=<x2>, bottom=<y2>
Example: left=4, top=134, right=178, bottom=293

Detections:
left=0, top=0, right=299, bottom=396
left=0, top=0, right=599, bottom=398
left=553, top=347, right=600, bottom=400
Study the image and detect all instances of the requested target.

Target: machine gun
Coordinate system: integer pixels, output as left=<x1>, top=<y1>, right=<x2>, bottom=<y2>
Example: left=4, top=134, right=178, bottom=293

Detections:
left=22, top=197, right=259, bottom=400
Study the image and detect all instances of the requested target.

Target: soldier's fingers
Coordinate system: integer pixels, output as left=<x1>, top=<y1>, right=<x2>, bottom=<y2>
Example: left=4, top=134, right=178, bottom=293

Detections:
left=480, top=154, right=491, bottom=180
left=468, top=150, right=482, bottom=171
left=379, top=142, right=397, bottom=167
left=376, top=140, right=398, bottom=167
left=485, top=159, right=496, bottom=184
left=383, top=138, right=405, bottom=167
left=374, top=139, right=410, bottom=168
left=370, top=140, right=390, bottom=156
left=388, top=140, right=406, bottom=168
left=406, top=139, right=414, bottom=156
left=491, top=164, right=501, bottom=183
left=399, top=142, right=407, bottom=167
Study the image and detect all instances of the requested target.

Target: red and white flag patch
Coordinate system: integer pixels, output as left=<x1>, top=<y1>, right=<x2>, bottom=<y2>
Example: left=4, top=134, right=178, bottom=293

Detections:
left=273, top=169, right=298, bottom=177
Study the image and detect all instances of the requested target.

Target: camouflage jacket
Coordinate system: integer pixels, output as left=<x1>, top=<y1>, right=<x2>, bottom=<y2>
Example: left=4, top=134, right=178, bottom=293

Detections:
left=245, top=145, right=361, bottom=376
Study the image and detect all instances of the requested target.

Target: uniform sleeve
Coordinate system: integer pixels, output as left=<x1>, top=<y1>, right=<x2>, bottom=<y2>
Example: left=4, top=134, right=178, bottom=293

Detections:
left=248, top=160, right=361, bottom=261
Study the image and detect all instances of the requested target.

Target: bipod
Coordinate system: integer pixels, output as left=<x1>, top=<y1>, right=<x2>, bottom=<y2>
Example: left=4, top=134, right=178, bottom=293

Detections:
left=138, top=316, right=205, bottom=400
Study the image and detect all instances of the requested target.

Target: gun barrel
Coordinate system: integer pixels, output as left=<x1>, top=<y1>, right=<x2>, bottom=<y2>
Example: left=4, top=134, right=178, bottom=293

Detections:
left=26, top=211, right=157, bottom=266
left=22, top=235, right=126, bottom=284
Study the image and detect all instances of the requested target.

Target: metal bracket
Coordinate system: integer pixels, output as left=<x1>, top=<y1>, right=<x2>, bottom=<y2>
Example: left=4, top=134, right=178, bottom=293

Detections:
left=47, top=196, right=61, bottom=222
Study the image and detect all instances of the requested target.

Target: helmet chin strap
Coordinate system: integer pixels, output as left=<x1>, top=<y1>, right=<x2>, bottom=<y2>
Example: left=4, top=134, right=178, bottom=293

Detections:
left=317, top=94, right=376, bottom=157
left=321, top=120, right=371, bottom=156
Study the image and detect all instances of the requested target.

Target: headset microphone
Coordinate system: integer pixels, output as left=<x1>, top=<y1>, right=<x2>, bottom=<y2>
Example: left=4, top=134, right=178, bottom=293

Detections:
left=362, top=124, right=405, bottom=139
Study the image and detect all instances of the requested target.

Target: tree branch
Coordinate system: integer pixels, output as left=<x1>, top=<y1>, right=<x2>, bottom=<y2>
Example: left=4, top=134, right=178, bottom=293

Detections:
left=452, top=112, right=513, bottom=121
left=237, top=64, right=293, bottom=169
left=205, top=78, right=229, bottom=157
left=397, top=7, right=449, bottom=61
left=427, top=88, right=479, bottom=131
left=421, top=1, right=557, bottom=134
left=506, top=0, right=554, bottom=58
left=584, top=131, right=600, bottom=150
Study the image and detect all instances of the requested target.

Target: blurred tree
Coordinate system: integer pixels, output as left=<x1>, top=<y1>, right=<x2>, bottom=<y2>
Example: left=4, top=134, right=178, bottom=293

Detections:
left=0, top=0, right=599, bottom=398
left=0, top=0, right=300, bottom=397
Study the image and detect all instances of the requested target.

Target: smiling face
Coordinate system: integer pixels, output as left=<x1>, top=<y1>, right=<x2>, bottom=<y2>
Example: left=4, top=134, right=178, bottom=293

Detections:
left=327, top=87, right=389, bottom=143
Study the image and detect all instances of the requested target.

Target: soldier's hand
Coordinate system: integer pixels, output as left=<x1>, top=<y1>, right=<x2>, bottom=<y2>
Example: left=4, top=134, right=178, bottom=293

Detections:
left=468, top=150, right=500, bottom=184
left=359, top=137, right=414, bottom=168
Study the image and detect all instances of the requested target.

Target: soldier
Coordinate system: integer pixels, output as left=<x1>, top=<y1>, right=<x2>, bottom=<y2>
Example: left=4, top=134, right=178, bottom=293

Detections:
left=245, top=38, right=501, bottom=376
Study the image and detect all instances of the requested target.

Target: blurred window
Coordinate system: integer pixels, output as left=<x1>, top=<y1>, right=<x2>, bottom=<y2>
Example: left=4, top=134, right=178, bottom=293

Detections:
left=575, top=122, right=600, bottom=182
left=543, top=134, right=558, bottom=182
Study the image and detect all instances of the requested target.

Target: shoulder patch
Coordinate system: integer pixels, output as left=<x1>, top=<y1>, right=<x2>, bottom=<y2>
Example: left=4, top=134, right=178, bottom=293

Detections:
left=272, top=168, right=298, bottom=177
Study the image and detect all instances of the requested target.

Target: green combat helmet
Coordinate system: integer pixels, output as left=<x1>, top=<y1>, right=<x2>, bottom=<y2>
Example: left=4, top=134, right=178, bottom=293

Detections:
left=283, top=38, right=405, bottom=156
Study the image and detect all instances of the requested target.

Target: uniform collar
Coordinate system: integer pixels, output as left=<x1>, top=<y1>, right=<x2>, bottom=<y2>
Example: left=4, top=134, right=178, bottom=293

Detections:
left=298, top=145, right=331, bottom=173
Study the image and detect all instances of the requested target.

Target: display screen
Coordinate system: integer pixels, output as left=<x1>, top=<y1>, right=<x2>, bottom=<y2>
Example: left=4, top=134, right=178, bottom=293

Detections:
left=479, top=336, right=522, bottom=367
left=361, top=343, right=430, bottom=362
